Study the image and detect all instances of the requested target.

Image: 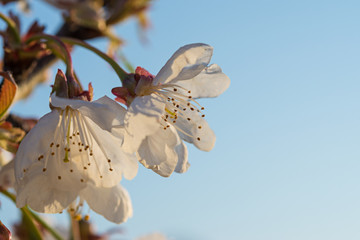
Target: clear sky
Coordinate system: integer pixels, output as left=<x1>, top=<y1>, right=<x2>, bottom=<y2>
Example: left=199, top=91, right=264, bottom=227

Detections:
left=1, top=0, right=360, bottom=239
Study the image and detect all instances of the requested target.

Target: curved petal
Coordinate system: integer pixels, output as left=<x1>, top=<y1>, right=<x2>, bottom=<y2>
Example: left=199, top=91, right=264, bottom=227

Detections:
left=0, top=160, right=15, bottom=189
left=79, top=96, right=127, bottom=129
left=176, top=64, right=230, bottom=99
left=16, top=166, right=79, bottom=213
left=14, top=110, right=60, bottom=181
left=81, top=115, right=138, bottom=184
left=137, top=126, right=179, bottom=177
left=174, top=141, right=190, bottom=173
left=81, top=184, right=133, bottom=224
left=153, top=44, right=213, bottom=85
left=174, top=110, right=216, bottom=151
left=122, top=95, right=165, bottom=153
left=51, top=94, right=126, bottom=132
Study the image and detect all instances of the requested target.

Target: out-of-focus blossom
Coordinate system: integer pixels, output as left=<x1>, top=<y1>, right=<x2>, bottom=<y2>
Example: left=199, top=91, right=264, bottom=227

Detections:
left=136, top=232, right=168, bottom=240
left=112, top=43, right=230, bottom=177
left=14, top=92, right=137, bottom=223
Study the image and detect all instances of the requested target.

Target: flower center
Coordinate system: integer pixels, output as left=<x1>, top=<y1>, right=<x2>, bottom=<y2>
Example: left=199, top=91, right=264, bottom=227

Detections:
left=25, top=107, right=115, bottom=183
left=140, top=82, right=206, bottom=141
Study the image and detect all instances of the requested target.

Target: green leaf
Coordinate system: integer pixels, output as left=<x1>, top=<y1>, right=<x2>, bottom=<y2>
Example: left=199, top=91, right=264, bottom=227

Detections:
left=0, top=72, right=17, bottom=120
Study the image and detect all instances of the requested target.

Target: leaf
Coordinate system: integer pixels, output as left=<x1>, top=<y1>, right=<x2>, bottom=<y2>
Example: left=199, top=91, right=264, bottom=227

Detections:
left=0, top=72, right=17, bottom=120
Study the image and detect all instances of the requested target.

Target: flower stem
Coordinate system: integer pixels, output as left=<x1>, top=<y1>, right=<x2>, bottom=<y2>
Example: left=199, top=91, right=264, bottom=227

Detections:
left=28, top=210, right=64, bottom=240
left=25, top=34, right=74, bottom=77
left=0, top=189, right=64, bottom=240
left=69, top=214, right=81, bottom=240
left=60, top=37, right=128, bottom=84
left=0, top=12, right=21, bottom=44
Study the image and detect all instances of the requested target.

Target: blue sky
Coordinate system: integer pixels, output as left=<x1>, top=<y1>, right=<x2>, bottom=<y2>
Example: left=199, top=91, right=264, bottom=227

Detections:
left=1, top=0, right=360, bottom=239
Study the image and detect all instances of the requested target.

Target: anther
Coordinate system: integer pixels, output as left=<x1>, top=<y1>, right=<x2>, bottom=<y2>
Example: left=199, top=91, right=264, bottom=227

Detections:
left=202, top=114, right=205, bottom=117
left=109, top=168, right=113, bottom=171
left=80, top=179, right=84, bottom=182
left=58, top=176, right=61, bottom=180
left=173, top=88, right=177, bottom=91
left=51, top=152, right=55, bottom=156
left=23, top=169, right=26, bottom=173
left=70, top=169, right=73, bottom=172
left=43, top=168, right=47, bottom=172
left=84, top=215, right=90, bottom=221
left=190, top=108, right=194, bottom=111
left=201, top=107, right=205, bottom=110
left=197, top=137, right=201, bottom=141
left=100, top=175, right=103, bottom=178
left=108, top=159, right=111, bottom=163
left=84, top=167, right=87, bottom=170
left=187, top=118, right=191, bottom=121
left=50, top=142, right=54, bottom=147
left=56, top=144, right=60, bottom=148
left=198, top=126, right=202, bottom=129
left=188, top=90, right=191, bottom=93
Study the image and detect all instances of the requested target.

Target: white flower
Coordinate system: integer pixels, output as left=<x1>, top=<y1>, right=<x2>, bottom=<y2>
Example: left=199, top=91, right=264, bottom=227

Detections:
left=14, top=94, right=137, bottom=223
left=117, top=43, right=230, bottom=177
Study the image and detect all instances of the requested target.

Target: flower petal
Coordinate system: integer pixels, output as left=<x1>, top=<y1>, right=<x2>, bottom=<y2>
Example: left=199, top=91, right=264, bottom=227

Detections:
left=80, top=115, right=138, bottom=184
left=51, top=94, right=127, bottom=132
left=16, top=165, right=79, bottom=213
left=153, top=44, right=213, bottom=85
left=174, top=141, right=190, bottom=173
left=176, top=64, right=230, bottom=99
left=81, top=184, right=133, bottom=224
left=14, top=111, right=60, bottom=181
left=174, top=110, right=216, bottom=151
left=137, top=126, right=179, bottom=177
left=122, top=94, right=165, bottom=153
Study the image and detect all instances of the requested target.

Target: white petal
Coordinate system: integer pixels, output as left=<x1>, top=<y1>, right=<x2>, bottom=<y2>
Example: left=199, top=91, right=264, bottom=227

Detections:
left=81, top=184, right=133, bottom=224
left=174, top=141, right=190, bottom=173
left=153, top=44, right=213, bottom=85
left=175, top=110, right=216, bottom=151
left=16, top=166, right=79, bottom=213
left=137, top=126, right=179, bottom=177
left=175, top=64, right=230, bottom=99
left=51, top=94, right=127, bottom=132
left=80, top=115, right=138, bottom=185
left=0, top=160, right=15, bottom=189
left=79, top=96, right=127, bottom=129
left=123, top=95, right=165, bottom=153
left=14, top=111, right=60, bottom=181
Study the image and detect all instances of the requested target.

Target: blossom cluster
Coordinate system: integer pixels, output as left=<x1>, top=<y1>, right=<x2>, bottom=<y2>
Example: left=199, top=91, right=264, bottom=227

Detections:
left=0, top=43, right=230, bottom=224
